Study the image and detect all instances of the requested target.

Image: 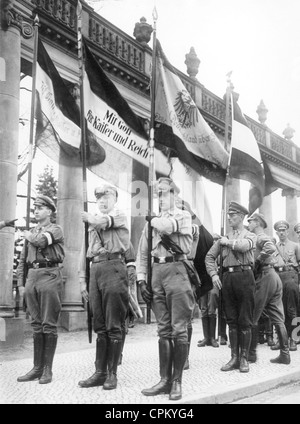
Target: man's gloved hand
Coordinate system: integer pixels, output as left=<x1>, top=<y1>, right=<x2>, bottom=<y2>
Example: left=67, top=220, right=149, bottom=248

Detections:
left=139, top=280, right=153, bottom=303
left=5, top=219, right=17, bottom=227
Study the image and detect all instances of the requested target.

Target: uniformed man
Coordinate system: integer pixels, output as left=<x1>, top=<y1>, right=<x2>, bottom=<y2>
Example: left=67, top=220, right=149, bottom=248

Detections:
left=247, top=213, right=290, bottom=365
left=175, top=196, right=200, bottom=370
left=294, top=223, right=300, bottom=331
left=78, top=183, right=130, bottom=390
left=136, top=177, right=194, bottom=401
left=198, top=233, right=221, bottom=349
left=294, top=223, right=300, bottom=244
left=17, top=195, right=64, bottom=384
left=271, top=220, right=300, bottom=352
left=205, top=201, right=256, bottom=373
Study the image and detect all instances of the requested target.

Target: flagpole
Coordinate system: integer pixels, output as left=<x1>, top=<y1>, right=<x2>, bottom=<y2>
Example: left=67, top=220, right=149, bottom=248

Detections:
left=77, top=0, right=92, bottom=343
left=26, top=15, right=39, bottom=232
left=218, top=71, right=232, bottom=343
left=146, top=7, right=158, bottom=324
left=22, top=15, right=39, bottom=297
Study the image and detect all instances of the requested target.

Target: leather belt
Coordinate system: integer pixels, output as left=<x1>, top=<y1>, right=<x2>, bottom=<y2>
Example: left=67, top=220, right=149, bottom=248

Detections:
left=28, top=262, right=59, bottom=269
left=274, top=266, right=294, bottom=273
left=92, top=253, right=123, bottom=263
left=223, top=265, right=252, bottom=273
left=153, top=254, right=187, bottom=264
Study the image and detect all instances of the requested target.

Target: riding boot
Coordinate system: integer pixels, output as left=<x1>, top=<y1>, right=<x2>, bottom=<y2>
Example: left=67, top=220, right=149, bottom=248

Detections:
left=265, top=318, right=275, bottom=346
left=39, top=333, right=58, bottom=384
left=248, top=325, right=258, bottom=363
left=289, top=321, right=298, bottom=351
left=169, top=341, right=188, bottom=401
left=220, top=317, right=228, bottom=345
left=184, top=325, right=192, bottom=370
left=78, top=334, right=108, bottom=387
left=270, top=323, right=291, bottom=365
left=197, top=316, right=210, bottom=347
left=142, top=338, right=173, bottom=396
left=118, top=324, right=126, bottom=366
left=258, top=318, right=266, bottom=344
left=209, top=316, right=219, bottom=348
left=239, top=329, right=251, bottom=373
left=289, top=337, right=297, bottom=351
left=271, top=333, right=280, bottom=350
left=221, top=328, right=240, bottom=371
left=103, top=339, right=123, bottom=390
left=17, top=333, right=44, bottom=382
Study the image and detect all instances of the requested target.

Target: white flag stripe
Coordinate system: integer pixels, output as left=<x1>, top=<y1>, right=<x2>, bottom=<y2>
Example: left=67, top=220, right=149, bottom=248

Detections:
left=83, top=70, right=169, bottom=174
left=36, top=64, right=81, bottom=148
left=170, top=158, right=213, bottom=233
left=231, top=119, right=262, bottom=163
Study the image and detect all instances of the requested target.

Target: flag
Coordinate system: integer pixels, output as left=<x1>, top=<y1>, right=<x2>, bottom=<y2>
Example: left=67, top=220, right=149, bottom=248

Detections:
left=82, top=39, right=170, bottom=190
left=154, top=41, right=229, bottom=186
left=170, top=158, right=213, bottom=233
left=35, top=38, right=105, bottom=167
left=229, top=95, right=265, bottom=214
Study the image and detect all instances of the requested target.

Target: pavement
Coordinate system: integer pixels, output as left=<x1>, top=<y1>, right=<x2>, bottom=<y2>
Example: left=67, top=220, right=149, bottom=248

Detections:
left=1, top=316, right=300, bottom=405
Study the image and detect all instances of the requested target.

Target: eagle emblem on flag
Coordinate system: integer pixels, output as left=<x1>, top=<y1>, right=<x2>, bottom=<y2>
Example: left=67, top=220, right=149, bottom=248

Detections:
left=174, top=89, right=198, bottom=129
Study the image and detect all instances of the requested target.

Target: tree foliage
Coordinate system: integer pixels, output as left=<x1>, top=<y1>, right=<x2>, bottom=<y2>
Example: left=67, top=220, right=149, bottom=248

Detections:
left=35, top=165, right=58, bottom=200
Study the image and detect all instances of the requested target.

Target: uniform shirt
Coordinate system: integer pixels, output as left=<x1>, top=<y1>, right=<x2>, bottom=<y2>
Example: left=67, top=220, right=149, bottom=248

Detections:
left=136, top=207, right=193, bottom=281
left=254, top=231, right=277, bottom=265
left=205, top=228, right=256, bottom=278
left=274, top=239, right=300, bottom=268
left=78, top=206, right=129, bottom=281
left=17, top=222, right=64, bottom=286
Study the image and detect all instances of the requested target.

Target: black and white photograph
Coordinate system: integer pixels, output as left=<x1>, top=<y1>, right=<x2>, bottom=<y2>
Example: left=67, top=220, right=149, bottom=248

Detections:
left=1, top=0, right=300, bottom=407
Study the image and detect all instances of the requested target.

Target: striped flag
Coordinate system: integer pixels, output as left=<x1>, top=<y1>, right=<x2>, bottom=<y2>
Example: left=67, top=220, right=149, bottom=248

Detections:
left=35, top=38, right=105, bottom=167
left=154, top=41, right=229, bottom=186
left=229, top=95, right=265, bottom=214
left=82, top=40, right=170, bottom=189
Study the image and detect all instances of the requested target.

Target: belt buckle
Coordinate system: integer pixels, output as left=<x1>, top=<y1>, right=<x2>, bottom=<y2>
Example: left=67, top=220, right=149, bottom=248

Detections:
left=279, top=267, right=283, bottom=272
left=228, top=267, right=234, bottom=272
left=33, top=263, right=39, bottom=269
left=158, top=257, right=166, bottom=264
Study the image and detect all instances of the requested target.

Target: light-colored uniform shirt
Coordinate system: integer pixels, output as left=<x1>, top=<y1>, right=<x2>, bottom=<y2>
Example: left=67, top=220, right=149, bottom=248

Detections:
left=136, top=207, right=193, bottom=281
left=205, top=228, right=256, bottom=278
left=79, top=206, right=129, bottom=281
left=255, top=231, right=277, bottom=265
left=274, top=239, right=300, bottom=268
left=17, top=222, right=65, bottom=286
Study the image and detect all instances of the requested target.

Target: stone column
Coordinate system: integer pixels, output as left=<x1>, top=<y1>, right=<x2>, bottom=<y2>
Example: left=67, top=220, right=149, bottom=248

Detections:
left=56, top=163, right=87, bottom=331
left=282, top=188, right=299, bottom=243
left=259, top=194, right=273, bottom=237
left=0, top=1, right=31, bottom=346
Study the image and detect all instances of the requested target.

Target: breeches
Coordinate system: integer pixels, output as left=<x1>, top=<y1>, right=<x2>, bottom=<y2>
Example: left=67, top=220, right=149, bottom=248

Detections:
left=253, top=268, right=285, bottom=325
left=151, top=261, right=195, bottom=343
left=279, top=270, right=299, bottom=321
left=89, top=259, right=129, bottom=341
left=200, top=285, right=219, bottom=317
left=222, top=270, right=255, bottom=330
left=24, top=267, right=63, bottom=335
